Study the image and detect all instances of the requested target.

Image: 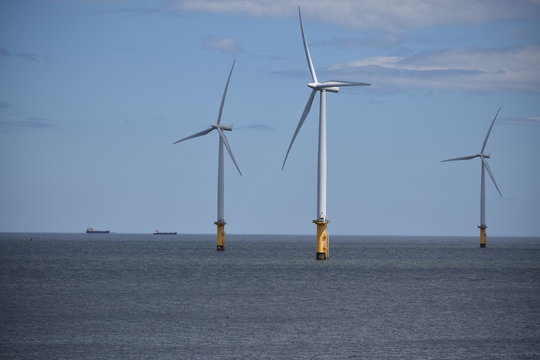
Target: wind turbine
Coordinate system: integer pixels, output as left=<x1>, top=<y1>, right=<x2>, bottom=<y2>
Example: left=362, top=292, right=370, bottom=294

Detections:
left=173, top=60, right=242, bottom=251
left=282, top=7, right=371, bottom=260
left=442, top=108, right=502, bottom=248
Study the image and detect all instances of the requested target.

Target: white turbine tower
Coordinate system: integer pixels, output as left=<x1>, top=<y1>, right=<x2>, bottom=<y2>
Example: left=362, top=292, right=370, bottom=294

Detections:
left=442, top=108, right=502, bottom=248
left=282, top=7, right=371, bottom=260
left=173, top=60, right=242, bottom=251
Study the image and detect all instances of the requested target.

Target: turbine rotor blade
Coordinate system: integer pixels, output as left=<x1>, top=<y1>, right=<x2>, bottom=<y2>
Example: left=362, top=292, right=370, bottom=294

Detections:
left=481, top=157, right=502, bottom=197
left=217, top=127, right=242, bottom=176
left=441, top=154, right=479, bottom=162
left=298, top=7, right=318, bottom=84
left=321, top=80, right=371, bottom=88
left=282, top=89, right=317, bottom=170
left=173, top=127, right=214, bottom=144
left=481, top=107, right=501, bottom=153
left=217, top=60, right=236, bottom=125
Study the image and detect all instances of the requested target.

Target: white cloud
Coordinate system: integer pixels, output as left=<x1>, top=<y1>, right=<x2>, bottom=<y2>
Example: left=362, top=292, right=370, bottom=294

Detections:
left=500, top=116, right=540, bottom=126
left=203, top=37, right=241, bottom=54
left=169, top=0, right=540, bottom=31
left=96, top=7, right=164, bottom=16
left=327, top=45, right=540, bottom=92
left=236, top=124, right=277, bottom=131
left=0, top=118, right=52, bottom=132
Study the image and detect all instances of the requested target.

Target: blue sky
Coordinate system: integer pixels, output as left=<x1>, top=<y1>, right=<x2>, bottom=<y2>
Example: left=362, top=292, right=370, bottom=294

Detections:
left=1, top=0, right=539, bottom=236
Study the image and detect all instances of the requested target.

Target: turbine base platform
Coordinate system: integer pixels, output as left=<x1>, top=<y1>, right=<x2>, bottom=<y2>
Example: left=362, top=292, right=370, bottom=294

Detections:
left=478, top=224, right=487, bottom=248
left=215, top=221, right=226, bottom=251
left=313, top=219, right=329, bottom=260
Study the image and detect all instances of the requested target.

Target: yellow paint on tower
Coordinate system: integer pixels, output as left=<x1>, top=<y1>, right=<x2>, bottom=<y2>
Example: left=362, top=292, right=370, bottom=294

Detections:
left=314, top=220, right=329, bottom=260
left=215, top=222, right=226, bottom=251
left=479, top=225, right=487, bottom=248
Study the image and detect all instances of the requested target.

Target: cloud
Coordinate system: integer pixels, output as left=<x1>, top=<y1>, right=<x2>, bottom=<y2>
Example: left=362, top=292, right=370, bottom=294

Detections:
left=0, top=117, right=53, bottom=132
left=169, top=0, right=540, bottom=32
left=95, top=7, right=164, bottom=16
left=114, top=46, right=137, bottom=53
left=0, top=100, right=10, bottom=109
left=327, top=45, right=540, bottom=92
left=316, top=35, right=400, bottom=49
left=16, top=52, right=40, bottom=61
left=236, top=124, right=277, bottom=131
left=0, top=47, right=47, bottom=61
left=500, top=116, right=540, bottom=126
left=202, top=37, right=241, bottom=54
left=170, top=0, right=292, bottom=17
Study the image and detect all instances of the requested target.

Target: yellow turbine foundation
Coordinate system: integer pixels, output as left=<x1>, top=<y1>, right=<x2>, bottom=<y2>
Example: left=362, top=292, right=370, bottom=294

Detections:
left=478, top=225, right=487, bottom=248
left=313, top=220, right=329, bottom=260
left=215, top=221, right=226, bottom=251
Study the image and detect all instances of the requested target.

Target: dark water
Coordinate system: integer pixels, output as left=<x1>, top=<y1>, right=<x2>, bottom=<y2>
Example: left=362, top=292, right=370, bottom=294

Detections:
left=1, top=233, right=539, bottom=359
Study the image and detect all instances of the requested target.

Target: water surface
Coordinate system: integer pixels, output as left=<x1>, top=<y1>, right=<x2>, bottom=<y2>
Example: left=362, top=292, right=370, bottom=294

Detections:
left=1, top=233, right=539, bottom=359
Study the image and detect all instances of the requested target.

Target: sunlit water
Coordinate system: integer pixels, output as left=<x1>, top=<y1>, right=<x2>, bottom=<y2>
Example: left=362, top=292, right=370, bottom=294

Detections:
left=1, top=233, right=539, bottom=359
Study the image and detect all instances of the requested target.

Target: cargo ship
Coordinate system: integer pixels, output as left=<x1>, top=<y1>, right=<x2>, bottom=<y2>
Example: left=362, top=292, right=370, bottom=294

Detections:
left=86, top=227, right=110, bottom=234
left=153, top=229, right=177, bottom=235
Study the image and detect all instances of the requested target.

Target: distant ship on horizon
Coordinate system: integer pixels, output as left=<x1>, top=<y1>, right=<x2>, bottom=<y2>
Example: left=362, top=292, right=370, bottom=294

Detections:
left=86, top=227, right=110, bottom=234
left=153, top=229, right=177, bottom=235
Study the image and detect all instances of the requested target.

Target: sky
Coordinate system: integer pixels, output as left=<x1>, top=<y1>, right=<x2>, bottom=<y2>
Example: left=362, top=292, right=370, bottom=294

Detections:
left=1, top=0, right=539, bottom=236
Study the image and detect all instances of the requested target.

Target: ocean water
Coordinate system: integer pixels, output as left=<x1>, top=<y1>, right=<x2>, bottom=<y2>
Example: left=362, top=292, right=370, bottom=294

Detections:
left=0, top=233, right=539, bottom=360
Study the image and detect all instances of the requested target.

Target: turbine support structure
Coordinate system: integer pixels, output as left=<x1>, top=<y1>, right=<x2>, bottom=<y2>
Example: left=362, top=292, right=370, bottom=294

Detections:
left=215, top=220, right=226, bottom=251
left=216, top=136, right=225, bottom=251
left=172, top=60, right=242, bottom=253
left=478, top=224, right=487, bottom=248
left=441, top=108, right=502, bottom=250
left=313, top=219, right=329, bottom=260
left=315, top=90, right=329, bottom=260
left=280, top=7, right=370, bottom=260
left=317, top=90, right=327, bottom=222
left=479, top=162, right=487, bottom=248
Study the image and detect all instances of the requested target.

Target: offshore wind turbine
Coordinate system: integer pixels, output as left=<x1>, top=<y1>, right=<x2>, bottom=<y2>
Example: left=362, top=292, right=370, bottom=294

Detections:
left=442, top=108, right=502, bottom=248
left=173, top=60, right=242, bottom=251
left=282, top=7, right=371, bottom=260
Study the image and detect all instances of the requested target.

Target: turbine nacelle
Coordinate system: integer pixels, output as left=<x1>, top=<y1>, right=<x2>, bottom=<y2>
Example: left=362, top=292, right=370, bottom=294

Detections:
left=212, top=124, right=233, bottom=131
left=308, top=83, right=339, bottom=93
left=308, top=81, right=371, bottom=93
left=441, top=153, right=491, bottom=162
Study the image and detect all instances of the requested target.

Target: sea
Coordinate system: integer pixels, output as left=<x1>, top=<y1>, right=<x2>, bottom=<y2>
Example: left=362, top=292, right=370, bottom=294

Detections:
left=0, top=233, right=539, bottom=360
